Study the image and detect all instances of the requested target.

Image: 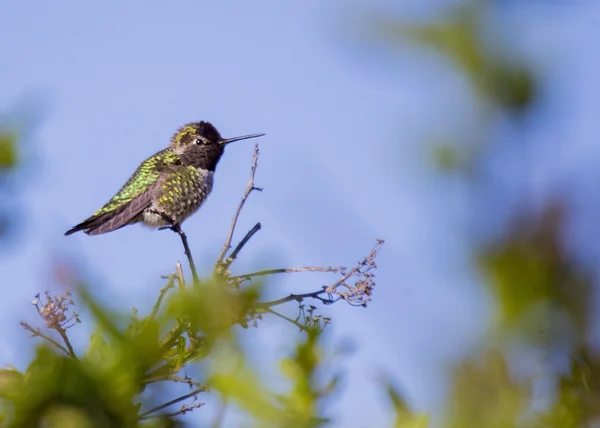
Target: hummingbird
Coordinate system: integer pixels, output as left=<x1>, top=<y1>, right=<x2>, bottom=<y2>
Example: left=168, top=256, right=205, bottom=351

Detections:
left=65, top=121, right=264, bottom=236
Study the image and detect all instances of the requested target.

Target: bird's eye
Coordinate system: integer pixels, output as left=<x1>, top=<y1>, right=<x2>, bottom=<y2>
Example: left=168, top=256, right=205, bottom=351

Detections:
left=194, top=138, right=204, bottom=145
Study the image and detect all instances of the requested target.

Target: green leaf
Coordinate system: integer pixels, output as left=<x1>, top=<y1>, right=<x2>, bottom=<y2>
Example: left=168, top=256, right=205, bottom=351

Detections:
left=0, top=368, right=24, bottom=400
left=382, top=378, right=429, bottom=428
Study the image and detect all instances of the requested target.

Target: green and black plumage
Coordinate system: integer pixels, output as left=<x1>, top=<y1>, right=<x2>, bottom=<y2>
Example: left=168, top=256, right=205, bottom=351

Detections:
left=65, top=121, right=264, bottom=236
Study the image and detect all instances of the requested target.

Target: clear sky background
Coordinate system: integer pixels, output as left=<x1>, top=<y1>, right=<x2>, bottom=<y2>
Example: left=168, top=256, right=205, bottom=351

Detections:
left=1, top=1, right=599, bottom=426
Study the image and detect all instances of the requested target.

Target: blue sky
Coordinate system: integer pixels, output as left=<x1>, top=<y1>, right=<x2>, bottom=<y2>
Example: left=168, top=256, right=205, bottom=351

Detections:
left=1, top=1, right=599, bottom=426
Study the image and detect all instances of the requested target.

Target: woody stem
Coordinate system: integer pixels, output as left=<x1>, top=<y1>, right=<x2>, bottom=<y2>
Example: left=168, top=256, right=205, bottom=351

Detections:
left=172, top=224, right=199, bottom=283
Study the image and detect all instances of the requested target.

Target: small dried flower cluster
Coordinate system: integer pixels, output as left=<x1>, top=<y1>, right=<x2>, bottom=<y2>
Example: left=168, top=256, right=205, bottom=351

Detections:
left=176, top=401, right=204, bottom=416
left=21, top=290, right=80, bottom=359
left=298, top=304, right=332, bottom=330
left=325, top=239, right=383, bottom=307
left=32, top=290, right=79, bottom=330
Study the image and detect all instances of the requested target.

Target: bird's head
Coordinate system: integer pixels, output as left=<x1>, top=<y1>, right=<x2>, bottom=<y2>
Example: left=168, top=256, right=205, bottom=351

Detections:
left=170, top=121, right=264, bottom=171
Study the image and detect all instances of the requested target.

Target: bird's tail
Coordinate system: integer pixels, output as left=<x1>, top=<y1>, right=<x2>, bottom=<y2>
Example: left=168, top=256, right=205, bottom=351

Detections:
left=65, top=193, right=152, bottom=236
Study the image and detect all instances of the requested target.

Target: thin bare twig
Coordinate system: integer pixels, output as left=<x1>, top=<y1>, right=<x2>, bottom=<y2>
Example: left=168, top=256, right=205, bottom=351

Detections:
left=227, top=222, right=262, bottom=263
left=256, top=240, right=384, bottom=309
left=141, top=275, right=176, bottom=331
left=56, top=328, right=77, bottom=359
left=171, top=225, right=199, bottom=283
left=325, top=255, right=372, bottom=293
left=231, top=265, right=346, bottom=284
left=20, top=322, right=71, bottom=357
left=323, top=239, right=383, bottom=306
left=218, top=222, right=262, bottom=275
left=141, top=402, right=204, bottom=419
left=139, top=387, right=206, bottom=418
left=176, top=262, right=185, bottom=290
left=256, top=289, right=334, bottom=310
left=144, top=374, right=205, bottom=389
left=266, top=308, right=311, bottom=332
left=217, top=144, right=261, bottom=265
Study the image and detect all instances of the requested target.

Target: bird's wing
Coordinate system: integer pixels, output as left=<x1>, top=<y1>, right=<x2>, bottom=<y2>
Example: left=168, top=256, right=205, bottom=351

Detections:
left=64, top=150, right=174, bottom=236
left=95, top=150, right=170, bottom=214
left=64, top=191, right=154, bottom=236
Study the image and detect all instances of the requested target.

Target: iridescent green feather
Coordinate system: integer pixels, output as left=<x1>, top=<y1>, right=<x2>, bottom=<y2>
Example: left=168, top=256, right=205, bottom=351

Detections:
left=172, top=125, right=197, bottom=148
left=93, top=149, right=180, bottom=215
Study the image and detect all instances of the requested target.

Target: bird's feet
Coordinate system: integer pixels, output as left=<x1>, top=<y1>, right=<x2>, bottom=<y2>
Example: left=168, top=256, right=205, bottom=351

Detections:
left=158, top=223, right=185, bottom=237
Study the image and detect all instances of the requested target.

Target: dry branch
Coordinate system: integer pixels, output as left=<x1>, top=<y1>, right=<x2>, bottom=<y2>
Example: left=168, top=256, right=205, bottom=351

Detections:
left=20, top=322, right=71, bottom=357
left=256, top=239, right=384, bottom=310
left=216, top=144, right=262, bottom=267
left=139, top=387, right=206, bottom=419
left=230, top=265, right=346, bottom=286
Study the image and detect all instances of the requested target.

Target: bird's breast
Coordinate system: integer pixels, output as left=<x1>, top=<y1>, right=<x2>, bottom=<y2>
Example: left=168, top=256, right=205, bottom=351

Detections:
left=152, top=167, right=214, bottom=224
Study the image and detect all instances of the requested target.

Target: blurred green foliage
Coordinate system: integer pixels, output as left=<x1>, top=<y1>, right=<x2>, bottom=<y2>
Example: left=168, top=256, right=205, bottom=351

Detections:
left=389, top=2, right=536, bottom=113
left=1, top=276, right=344, bottom=427
left=448, top=351, right=531, bottom=427
left=380, top=1, right=537, bottom=175
left=479, top=202, right=592, bottom=336
left=381, top=0, right=600, bottom=427
left=540, top=348, right=600, bottom=427
left=383, top=380, right=428, bottom=428
left=8, top=347, right=138, bottom=427
left=0, top=130, right=19, bottom=237
left=0, top=132, right=17, bottom=169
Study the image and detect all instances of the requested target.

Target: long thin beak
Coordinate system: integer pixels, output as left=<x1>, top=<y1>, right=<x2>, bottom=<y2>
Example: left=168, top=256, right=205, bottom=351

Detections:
left=219, top=133, right=265, bottom=145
